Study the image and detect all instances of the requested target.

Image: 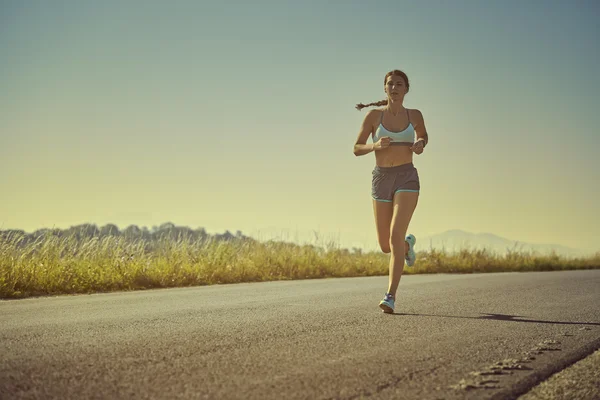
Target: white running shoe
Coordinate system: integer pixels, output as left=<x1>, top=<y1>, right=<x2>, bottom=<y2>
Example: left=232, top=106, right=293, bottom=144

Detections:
left=379, top=293, right=395, bottom=313
left=405, top=234, right=417, bottom=267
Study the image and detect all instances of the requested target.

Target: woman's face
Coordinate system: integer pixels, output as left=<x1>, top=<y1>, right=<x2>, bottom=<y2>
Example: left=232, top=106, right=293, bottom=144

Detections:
left=385, top=75, right=407, bottom=100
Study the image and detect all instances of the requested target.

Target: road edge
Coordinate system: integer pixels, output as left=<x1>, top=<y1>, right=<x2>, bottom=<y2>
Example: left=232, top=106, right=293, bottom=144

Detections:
left=490, top=336, right=600, bottom=400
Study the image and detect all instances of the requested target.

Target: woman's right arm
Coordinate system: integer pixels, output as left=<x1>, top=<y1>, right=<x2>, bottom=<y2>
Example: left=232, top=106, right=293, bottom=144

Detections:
left=354, top=110, right=387, bottom=156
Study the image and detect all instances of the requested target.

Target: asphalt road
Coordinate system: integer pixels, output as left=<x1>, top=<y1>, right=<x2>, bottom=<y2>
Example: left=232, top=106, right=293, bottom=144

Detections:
left=1, top=270, right=599, bottom=400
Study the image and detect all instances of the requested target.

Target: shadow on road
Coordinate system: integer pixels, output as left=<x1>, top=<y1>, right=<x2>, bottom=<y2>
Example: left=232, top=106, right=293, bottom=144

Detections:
left=391, top=312, right=600, bottom=326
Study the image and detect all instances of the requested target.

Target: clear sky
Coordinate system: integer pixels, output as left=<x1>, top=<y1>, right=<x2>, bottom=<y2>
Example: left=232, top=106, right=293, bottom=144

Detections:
left=1, top=0, right=599, bottom=253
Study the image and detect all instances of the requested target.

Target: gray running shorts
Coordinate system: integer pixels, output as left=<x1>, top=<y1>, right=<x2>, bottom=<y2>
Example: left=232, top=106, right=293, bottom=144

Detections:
left=371, top=162, right=420, bottom=202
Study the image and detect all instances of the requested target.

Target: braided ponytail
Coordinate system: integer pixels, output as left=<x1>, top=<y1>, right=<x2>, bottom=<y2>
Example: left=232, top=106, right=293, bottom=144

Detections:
left=355, top=99, right=388, bottom=111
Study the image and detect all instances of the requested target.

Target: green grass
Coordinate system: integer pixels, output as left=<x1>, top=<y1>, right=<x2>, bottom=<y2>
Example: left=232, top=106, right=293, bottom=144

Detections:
left=1, top=231, right=598, bottom=299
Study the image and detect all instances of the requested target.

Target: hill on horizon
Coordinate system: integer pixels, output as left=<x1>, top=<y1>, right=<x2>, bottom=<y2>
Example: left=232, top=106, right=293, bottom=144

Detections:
left=420, top=229, right=594, bottom=258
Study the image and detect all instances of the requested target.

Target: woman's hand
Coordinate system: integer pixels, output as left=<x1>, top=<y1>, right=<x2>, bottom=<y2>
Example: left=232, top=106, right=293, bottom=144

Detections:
left=373, top=136, right=392, bottom=151
left=411, top=140, right=425, bottom=155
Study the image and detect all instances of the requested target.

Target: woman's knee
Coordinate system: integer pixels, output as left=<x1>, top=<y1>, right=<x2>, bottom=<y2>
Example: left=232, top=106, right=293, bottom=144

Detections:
left=378, top=239, right=391, bottom=254
left=390, top=231, right=406, bottom=252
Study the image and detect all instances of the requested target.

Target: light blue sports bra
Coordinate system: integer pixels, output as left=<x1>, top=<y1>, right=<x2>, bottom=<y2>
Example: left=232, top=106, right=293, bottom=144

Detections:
left=372, top=108, right=415, bottom=146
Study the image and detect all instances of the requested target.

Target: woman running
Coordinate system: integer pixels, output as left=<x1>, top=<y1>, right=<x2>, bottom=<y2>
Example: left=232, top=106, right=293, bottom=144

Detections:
left=353, top=69, right=429, bottom=313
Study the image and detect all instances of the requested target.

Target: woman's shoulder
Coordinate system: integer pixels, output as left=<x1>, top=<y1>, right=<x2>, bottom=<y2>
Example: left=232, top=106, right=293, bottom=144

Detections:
left=407, top=108, right=424, bottom=121
left=407, top=108, right=426, bottom=129
left=363, top=108, right=385, bottom=122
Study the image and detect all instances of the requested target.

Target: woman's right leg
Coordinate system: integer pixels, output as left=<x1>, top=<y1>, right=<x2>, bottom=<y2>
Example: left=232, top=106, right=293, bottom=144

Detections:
left=373, top=198, right=398, bottom=313
left=386, top=191, right=419, bottom=298
left=372, top=168, right=395, bottom=312
left=372, top=199, right=393, bottom=254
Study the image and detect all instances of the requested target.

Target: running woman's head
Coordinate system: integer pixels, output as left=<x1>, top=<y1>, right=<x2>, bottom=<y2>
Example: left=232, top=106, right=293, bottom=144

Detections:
left=355, top=70, right=410, bottom=111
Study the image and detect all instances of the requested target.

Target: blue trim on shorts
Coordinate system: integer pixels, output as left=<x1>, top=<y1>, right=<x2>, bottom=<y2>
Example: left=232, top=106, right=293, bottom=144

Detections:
left=394, top=189, right=420, bottom=193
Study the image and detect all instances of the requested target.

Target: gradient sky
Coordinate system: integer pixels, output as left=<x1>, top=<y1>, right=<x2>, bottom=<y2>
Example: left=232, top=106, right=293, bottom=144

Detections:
left=1, top=0, right=599, bottom=253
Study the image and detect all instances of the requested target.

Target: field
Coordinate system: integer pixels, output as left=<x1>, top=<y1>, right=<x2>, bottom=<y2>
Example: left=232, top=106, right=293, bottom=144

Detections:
left=1, top=230, right=598, bottom=300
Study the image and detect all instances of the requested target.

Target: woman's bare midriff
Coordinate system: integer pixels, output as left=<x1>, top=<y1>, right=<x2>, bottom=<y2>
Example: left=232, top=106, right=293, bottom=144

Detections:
left=374, top=146, right=413, bottom=167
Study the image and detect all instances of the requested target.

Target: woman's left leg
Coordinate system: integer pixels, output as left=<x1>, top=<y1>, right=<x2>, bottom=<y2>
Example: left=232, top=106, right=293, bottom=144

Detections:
left=386, top=191, right=419, bottom=298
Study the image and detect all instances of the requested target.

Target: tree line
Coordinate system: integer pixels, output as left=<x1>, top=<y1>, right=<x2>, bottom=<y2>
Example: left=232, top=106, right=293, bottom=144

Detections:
left=0, top=222, right=252, bottom=246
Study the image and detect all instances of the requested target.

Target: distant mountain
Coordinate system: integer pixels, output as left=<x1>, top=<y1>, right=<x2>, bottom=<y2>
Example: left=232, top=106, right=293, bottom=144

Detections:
left=420, top=229, right=590, bottom=258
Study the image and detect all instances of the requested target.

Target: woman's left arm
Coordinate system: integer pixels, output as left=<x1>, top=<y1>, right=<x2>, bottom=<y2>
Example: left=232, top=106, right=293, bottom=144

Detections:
left=410, top=109, right=429, bottom=155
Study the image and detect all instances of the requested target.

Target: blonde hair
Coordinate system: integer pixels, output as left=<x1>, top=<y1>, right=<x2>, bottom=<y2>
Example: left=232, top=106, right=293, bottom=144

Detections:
left=355, top=70, right=410, bottom=111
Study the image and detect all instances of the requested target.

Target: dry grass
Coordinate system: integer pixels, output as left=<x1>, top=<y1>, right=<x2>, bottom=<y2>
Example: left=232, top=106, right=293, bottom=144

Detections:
left=1, top=231, right=598, bottom=299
